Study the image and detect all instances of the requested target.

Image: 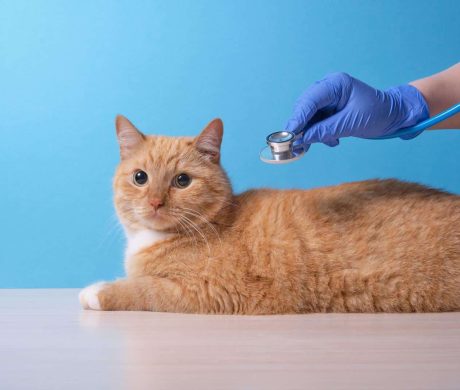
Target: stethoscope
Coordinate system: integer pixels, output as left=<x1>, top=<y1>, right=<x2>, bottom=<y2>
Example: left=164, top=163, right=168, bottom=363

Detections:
left=260, top=102, right=460, bottom=164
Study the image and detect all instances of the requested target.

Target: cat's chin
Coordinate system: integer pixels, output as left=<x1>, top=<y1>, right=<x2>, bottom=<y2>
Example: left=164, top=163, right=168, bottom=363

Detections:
left=121, top=214, right=175, bottom=233
left=139, top=215, right=176, bottom=232
left=126, top=222, right=174, bottom=234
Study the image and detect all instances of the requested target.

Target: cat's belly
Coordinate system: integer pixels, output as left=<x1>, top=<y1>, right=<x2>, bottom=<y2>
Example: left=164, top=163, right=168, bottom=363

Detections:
left=309, top=268, right=420, bottom=312
left=299, top=258, right=460, bottom=313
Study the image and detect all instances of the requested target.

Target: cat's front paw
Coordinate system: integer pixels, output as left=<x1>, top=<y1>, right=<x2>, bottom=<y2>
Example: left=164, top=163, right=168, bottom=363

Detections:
left=79, top=282, right=107, bottom=310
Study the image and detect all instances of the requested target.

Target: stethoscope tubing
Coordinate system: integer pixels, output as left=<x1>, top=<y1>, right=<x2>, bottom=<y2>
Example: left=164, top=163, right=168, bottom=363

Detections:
left=370, top=102, right=460, bottom=140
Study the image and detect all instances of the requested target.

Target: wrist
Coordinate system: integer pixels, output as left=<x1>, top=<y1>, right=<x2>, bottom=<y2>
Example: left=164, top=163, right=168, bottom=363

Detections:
left=410, top=63, right=460, bottom=117
left=409, top=79, right=434, bottom=115
left=388, top=84, right=430, bottom=127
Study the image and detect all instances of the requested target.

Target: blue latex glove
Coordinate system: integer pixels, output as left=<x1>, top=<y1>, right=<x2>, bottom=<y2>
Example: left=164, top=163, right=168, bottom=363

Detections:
left=285, top=72, right=429, bottom=151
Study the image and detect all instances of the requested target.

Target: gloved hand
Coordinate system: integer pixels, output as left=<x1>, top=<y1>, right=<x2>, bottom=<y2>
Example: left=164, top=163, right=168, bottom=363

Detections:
left=285, top=72, right=429, bottom=151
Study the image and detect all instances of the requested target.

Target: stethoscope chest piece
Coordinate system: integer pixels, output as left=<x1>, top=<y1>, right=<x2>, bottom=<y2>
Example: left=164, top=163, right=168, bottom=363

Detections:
left=259, top=131, right=304, bottom=164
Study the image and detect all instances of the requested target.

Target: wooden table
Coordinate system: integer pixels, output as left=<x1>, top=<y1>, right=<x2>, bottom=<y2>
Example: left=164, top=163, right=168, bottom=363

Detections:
left=1, top=289, right=459, bottom=389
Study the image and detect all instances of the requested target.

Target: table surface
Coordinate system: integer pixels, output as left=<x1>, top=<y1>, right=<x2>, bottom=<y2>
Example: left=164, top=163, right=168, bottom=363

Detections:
left=1, top=289, right=460, bottom=390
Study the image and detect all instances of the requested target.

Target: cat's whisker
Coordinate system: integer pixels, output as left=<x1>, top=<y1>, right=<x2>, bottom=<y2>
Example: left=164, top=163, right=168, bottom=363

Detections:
left=167, top=210, right=199, bottom=248
left=180, top=208, right=222, bottom=245
left=173, top=215, right=199, bottom=248
left=96, top=213, right=124, bottom=253
left=179, top=222, right=197, bottom=247
left=179, top=214, right=211, bottom=254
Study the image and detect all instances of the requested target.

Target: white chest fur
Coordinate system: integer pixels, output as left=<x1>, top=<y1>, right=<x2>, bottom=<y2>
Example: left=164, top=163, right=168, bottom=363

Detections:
left=125, top=229, right=173, bottom=259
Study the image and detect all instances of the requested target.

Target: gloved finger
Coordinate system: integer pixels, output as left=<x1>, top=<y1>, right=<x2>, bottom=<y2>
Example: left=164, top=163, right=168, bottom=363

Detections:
left=285, top=101, right=318, bottom=134
left=292, top=138, right=310, bottom=153
left=302, top=132, right=339, bottom=147
left=302, top=112, right=344, bottom=145
left=285, top=75, right=344, bottom=135
left=322, top=138, right=340, bottom=147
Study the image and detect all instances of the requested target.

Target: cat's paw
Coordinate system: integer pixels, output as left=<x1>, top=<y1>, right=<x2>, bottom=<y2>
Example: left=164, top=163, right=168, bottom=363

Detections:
left=79, top=282, right=107, bottom=310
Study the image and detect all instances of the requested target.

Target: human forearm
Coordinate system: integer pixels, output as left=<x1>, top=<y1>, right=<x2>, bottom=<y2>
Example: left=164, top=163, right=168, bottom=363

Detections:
left=410, top=63, right=460, bottom=129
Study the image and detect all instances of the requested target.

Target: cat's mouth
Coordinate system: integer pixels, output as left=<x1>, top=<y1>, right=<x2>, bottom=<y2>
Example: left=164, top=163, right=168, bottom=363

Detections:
left=141, top=209, right=172, bottom=227
left=132, top=206, right=176, bottom=230
left=147, top=210, right=165, bottom=220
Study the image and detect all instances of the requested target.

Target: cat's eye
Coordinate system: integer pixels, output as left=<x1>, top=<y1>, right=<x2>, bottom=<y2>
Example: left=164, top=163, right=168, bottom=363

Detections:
left=173, top=173, right=191, bottom=188
left=133, top=170, right=148, bottom=186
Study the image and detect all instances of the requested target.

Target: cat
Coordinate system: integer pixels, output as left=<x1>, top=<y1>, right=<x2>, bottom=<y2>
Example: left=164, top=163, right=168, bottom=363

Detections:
left=79, top=116, right=460, bottom=314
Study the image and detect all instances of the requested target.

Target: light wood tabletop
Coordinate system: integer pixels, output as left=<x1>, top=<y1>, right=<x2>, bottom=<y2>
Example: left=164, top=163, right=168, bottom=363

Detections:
left=1, top=289, right=459, bottom=390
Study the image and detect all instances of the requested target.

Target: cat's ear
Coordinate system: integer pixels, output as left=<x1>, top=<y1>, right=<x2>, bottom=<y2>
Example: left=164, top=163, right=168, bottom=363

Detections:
left=194, top=118, right=223, bottom=163
left=115, top=115, right=146, bottom=160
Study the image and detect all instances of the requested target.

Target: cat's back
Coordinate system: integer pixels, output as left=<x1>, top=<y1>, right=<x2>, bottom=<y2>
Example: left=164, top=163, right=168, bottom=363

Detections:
left=232, top=179, right=460, bottom=257
left=234, top=179, right=459, bottom=223
left=307, top=178, right=459, bottom=224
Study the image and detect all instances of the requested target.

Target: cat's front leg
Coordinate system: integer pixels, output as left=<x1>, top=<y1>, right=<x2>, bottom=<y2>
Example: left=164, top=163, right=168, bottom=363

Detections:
left=79, top=276, right=186, bottom=311
left=79, top=281, right=107, bottom=310
left=79, top=278, right=150, bottom=311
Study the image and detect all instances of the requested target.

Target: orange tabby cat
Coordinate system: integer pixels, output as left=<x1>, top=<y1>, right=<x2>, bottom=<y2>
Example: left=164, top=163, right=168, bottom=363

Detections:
left=79, top=116, right=460, bottom=314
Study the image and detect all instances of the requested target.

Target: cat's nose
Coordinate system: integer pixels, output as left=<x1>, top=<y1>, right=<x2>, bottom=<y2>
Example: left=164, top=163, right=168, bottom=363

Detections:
left=149, top=198, right=164, bottom=211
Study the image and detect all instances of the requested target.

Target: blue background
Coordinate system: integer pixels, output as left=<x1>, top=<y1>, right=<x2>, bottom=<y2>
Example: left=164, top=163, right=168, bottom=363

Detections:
left=1, top=0, right=459, bottom=287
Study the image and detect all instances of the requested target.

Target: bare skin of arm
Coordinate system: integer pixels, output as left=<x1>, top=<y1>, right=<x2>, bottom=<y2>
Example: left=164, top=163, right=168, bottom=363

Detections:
left=410, top=62, right=460, bottom=130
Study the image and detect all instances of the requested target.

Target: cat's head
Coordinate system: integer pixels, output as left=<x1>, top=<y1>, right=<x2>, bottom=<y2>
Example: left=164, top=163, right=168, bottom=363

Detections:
left=113, top=116, right=232, bottom=233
